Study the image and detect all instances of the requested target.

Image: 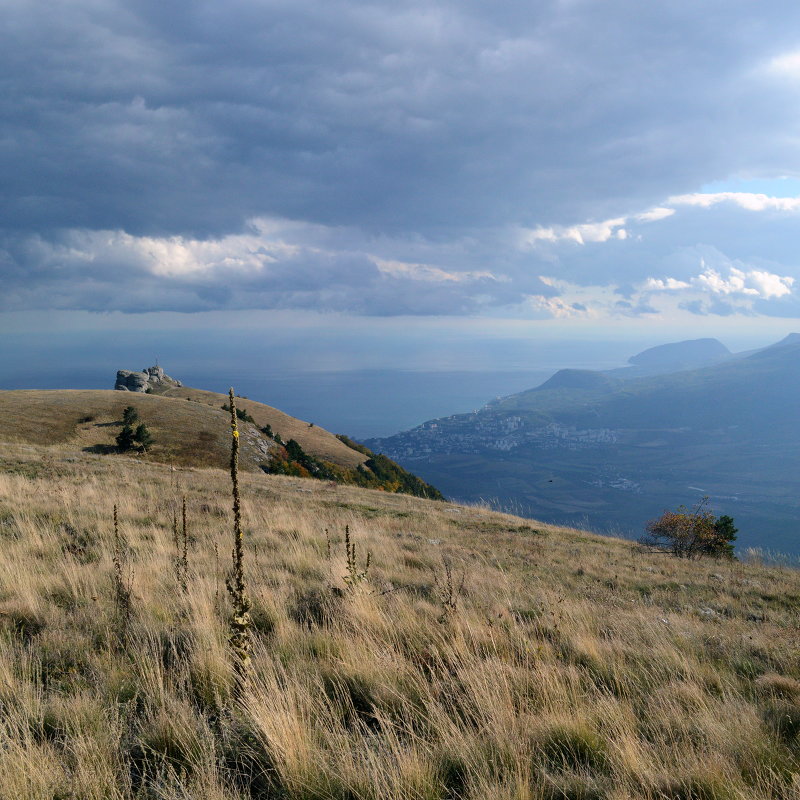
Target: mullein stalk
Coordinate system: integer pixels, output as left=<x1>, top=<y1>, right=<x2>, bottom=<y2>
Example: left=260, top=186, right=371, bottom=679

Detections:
left=225, top=388, right=252, bottom=699
left=179, top=495, right=189, bottom=595
left=343, top=524, right=371, bottom=589
left=112, top=504, right=132, bottom=636
left=172, top=509, right=179, bottom=552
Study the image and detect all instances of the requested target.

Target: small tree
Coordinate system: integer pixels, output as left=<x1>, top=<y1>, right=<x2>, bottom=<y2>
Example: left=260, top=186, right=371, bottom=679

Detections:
left=642, top=498, right=737, bottom=559
left=116, top=424, right=136, bottom=451
left=133, top=423, right=153, bottom=452
left=116, top=407, right=153, bottom=453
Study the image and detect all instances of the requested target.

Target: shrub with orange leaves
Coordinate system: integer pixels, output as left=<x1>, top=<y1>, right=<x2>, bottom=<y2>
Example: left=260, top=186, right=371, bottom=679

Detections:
left=642, top=498, right=737, bottom=559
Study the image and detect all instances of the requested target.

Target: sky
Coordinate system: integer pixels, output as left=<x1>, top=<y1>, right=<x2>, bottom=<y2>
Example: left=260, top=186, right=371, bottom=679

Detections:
left=4, top=0, right=800, bottom=381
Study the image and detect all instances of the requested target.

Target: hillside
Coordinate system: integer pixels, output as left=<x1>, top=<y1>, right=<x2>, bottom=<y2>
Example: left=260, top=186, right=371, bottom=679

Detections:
left=368, top=339, right=800, bottom=554
left=0, top=441, right=798, bottom=799
left=0, top=388, right=365, bottom=471
left=0, top=386, right=442, bottom=499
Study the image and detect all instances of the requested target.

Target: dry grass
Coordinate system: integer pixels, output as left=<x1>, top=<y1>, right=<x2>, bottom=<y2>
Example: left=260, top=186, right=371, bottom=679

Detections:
left=160, top=386, right=367, bottom=469
left=0, top=440, right=798, bottom=799
left=0, top=389, right=366, bottom=471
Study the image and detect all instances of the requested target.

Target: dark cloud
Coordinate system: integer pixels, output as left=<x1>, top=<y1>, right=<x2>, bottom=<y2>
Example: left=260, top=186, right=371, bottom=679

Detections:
left=5, top=0, right=800, bottom=238
left=4, top=1, right=800, bottom=316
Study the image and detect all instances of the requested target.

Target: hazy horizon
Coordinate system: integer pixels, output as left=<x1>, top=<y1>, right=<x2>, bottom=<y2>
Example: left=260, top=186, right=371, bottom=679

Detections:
left=1, top=322, right=796, bottom=437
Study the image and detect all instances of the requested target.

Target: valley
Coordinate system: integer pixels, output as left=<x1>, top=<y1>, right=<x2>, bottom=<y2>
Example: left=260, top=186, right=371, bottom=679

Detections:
left=369, top=336, right=800, bottom=555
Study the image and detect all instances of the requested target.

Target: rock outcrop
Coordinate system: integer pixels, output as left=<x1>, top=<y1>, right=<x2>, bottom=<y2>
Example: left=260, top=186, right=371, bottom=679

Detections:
left=115, top=365, right=182, bottom=392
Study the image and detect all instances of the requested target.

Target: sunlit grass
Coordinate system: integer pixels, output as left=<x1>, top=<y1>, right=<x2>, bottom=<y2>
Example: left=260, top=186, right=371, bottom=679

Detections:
left=0, top=440, right=797, bottom=799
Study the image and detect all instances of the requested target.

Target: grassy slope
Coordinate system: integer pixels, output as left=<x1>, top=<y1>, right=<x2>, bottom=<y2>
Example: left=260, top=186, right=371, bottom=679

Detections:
left=159, top=386, right=366, bottom=468
left=0, top=389, right=366, bottom=472
left=0, top=440, right=798, bottom=799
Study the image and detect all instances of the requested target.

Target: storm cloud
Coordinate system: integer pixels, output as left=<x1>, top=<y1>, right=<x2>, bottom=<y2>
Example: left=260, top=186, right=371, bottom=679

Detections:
left=4, top=0, right=800, bottom=317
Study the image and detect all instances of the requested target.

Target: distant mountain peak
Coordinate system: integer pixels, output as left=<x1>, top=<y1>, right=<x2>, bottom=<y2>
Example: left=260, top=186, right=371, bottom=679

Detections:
left=767, top=332, right=800, bottom=348
left=628, top=338, right=731, bottom=369
left=746, top=333, right=800, bottom=361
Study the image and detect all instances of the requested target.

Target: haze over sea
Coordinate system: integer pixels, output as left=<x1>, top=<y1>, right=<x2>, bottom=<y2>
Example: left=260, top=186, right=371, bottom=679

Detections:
left=0, top=322, right=788, bottom=438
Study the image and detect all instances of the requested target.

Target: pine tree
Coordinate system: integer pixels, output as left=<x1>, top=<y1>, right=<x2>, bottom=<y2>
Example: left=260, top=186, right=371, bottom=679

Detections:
left=116, top=424, right=135, bottom=451
left=133, top=423, right=153, bottom=452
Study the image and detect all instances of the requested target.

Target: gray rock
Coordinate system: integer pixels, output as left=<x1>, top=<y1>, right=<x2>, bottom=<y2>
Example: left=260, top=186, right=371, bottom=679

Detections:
left=143, top=365, right=182, bottom=388
left=114, top=365, right=182, bottom=392
left=115, top=370, right=150, bottom=392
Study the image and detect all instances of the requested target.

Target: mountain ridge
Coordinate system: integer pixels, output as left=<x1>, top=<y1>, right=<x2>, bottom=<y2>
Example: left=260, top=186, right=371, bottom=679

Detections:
left=367, top=334, right=800, bottom=553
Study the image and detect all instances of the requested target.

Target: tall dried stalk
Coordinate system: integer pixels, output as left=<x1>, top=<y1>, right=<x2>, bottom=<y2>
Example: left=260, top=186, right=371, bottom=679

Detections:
left=172, top=509, right=179, bottom=552
left=178, top=495, right=189, bottom=595
left=434, top=557, right=465, bottom=622
left=343, top=524, right=371, bottom=589
left=213, top=541, right=221, bottom=611
left=112, top=504, right=132, bottom=636
left=225, top=388, right=252, bottom=699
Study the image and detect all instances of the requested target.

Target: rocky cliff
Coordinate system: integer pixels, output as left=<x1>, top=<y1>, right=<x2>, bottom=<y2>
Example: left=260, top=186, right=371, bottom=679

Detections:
left=114, top=365, right=182, bottom=392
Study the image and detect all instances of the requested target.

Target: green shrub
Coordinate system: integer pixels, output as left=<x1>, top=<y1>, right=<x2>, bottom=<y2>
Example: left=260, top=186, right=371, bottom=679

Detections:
left=221, top=403, right=255, bottom=424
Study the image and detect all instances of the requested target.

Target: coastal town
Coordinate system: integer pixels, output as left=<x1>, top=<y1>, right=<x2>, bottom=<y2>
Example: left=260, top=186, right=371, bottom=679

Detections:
left=374, top=411, right=620, bottom=458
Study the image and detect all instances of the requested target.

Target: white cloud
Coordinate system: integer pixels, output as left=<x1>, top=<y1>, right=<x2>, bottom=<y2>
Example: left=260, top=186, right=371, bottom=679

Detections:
left=522, top=217, right=627, bottom=246
left=668, top=192, right=800, bottom=212
left=121, top=232, right=281, bottom=278
left=746, top=269, right=796, bottom=298
left=767, top=50, right=800, bottom=78
left=1, top=218, right=536, bottom=316
left=642, top=264, right=794, bottom=303
left=57, top=225, right=503, bottom=288
left=522, top=190, right=800, bottom=255
left=644, top=277, right=691, bottom=291
left=374, top=259, right=499, bottom=283
left=635, top=207, right=675, bottom=223
left=692, top=266, right=794, bottom=299
left=524, top=295, right=584, bottom=318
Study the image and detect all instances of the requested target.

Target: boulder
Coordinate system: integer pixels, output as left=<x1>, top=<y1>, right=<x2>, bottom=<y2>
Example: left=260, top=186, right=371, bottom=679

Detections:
left=115, top=370, right=150, bottom=392
left=114, top=366, right=182, bottom=392
left=143, top=365, right=182, bottom=388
